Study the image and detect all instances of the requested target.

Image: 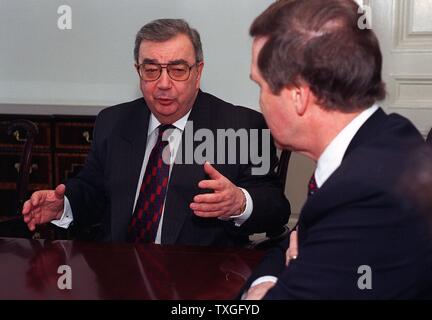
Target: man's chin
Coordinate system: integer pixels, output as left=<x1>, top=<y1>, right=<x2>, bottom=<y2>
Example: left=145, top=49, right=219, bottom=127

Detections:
left=155, top=104, right=178, bottom=116
left=152, top=107, right=182, bottom=123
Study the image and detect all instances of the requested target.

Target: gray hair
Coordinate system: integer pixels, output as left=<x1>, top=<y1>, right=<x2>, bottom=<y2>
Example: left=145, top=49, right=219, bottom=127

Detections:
left=134, top=19, right=203, bottom=63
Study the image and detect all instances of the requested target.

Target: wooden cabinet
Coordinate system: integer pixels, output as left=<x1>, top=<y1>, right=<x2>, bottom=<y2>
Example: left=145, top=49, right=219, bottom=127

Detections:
left=0, top=114, right=96, bottom=217
left=53, top=117, right=94, bottom=186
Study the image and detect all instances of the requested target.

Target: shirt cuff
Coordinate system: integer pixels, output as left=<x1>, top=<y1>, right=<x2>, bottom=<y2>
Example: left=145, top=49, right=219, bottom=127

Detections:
left=232, top=188, right=253, bottom=227
left=250, top=276, right=278, bottom=288
left=217, top=188, right=253, bottom=227
left=51, top=196, right=74, bottom=229
left=241, top=276, right=278, bottom=300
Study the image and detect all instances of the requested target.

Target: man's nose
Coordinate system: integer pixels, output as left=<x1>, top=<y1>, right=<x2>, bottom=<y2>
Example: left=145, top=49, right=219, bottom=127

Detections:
left=157, top=68, right=172, bottom=89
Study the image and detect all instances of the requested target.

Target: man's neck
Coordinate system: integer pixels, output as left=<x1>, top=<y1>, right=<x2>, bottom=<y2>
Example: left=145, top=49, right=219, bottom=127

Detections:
left=313, top=105, right=379, bottom=187
left=310, top=109, right=363, bottom=161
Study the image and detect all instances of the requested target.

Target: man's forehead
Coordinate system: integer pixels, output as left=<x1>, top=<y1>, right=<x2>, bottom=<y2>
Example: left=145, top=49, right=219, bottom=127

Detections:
left=251, top=37, right=267, bottom=68
left=253, top=37, right=268, bottom=55
left=250, top=37, right=269, bottom=83
left=138, top=34, right=195, bottom=59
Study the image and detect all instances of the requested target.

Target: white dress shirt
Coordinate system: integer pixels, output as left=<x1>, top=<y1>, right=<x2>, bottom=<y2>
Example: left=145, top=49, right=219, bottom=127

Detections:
left=52, top=110, right=254, bottom=243
left=247, top=104, right=379, bottom=291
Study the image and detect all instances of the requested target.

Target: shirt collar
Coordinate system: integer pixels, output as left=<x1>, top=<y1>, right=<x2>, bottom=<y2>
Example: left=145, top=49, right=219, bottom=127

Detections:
left=315, top=104, right=379, bottom=187
left=147, top=108, right=193, bottom=136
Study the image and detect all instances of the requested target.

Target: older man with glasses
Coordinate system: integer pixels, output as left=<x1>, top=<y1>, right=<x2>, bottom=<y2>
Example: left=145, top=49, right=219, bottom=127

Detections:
left=22, top=19, right=290, bottom=246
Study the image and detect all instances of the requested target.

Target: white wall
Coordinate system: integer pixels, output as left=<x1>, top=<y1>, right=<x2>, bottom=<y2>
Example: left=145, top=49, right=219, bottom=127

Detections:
left=369, top=0, right=432, bottom=137
left=0, top=0, right=273, bottom=114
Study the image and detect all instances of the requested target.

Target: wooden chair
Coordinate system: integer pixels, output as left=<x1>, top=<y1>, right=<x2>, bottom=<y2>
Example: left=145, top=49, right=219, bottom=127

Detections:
left=277, top=150, right=292, bottom=190
left=0, top=120, right=38, bottom=237
left=249, top=150, right=292, bottom=250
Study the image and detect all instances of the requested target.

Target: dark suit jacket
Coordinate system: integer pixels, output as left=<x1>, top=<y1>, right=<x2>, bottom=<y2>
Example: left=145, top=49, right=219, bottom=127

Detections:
left=248, top=108, right=432, bottom=299
left=65, top=90, right=290, bottom=246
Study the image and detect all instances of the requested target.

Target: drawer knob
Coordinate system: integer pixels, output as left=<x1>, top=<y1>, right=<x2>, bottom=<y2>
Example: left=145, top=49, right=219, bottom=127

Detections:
left=82, top=131, right=93, bottom=144
left=13, top=130, right=27, bottom=142
left=14, top=163, right=39, bottom=174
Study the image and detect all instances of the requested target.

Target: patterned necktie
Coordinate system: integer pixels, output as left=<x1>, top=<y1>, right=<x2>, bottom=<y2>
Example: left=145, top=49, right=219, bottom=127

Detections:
left=308, top=173, right=319, bottom=197
left=127, top=124, right=174, bottom=243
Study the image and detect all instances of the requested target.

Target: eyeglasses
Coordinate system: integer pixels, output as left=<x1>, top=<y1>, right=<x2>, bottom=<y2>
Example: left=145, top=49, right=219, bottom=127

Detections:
left=135, top=62, right=199, bottom=81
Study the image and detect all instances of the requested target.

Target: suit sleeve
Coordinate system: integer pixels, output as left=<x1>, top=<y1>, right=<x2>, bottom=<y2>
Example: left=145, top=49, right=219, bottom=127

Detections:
left=263, top=196, right=431, bottom=299
left=238, top=236, right=289, bottom=297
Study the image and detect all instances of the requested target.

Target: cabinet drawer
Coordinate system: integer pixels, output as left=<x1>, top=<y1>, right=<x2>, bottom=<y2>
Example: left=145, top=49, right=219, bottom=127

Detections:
left=55, top=153, right=88, bottom=185
left=0, top=152, right=52, bottom=190
left=55, top=122, right=94, bottom=150
left=0, top=121, right=51, bottom=149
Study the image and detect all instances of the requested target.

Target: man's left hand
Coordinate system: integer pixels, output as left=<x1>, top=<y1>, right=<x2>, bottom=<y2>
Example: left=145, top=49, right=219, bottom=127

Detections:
left=286, top=229, right=298, bottom=266
left=243, top=281, right=275, bottom=300
left=190, top=162, right=246, bottom=218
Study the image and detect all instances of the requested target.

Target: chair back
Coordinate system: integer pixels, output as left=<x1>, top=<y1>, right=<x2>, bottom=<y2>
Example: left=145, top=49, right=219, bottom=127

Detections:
left=248, top=149, right=292, bottom=249
left=2, top=120, right=39, bottom=215
left=276, top=150, right=291, bottom=189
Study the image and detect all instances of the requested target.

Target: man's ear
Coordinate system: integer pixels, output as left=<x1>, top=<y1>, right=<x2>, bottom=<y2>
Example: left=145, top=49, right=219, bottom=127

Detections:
left=292, top=85, right=312, bottom=116
left=195, top=61, right=204, bottom=86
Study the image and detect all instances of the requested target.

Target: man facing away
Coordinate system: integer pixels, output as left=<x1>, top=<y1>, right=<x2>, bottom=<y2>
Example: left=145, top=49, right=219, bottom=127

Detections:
left=22, top=19, right=290, bottom=246
left=244, top=0, right=432, bottom=299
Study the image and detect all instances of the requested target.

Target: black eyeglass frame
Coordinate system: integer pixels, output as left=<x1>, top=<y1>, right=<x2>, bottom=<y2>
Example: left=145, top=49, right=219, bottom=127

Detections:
left=135, top=61, right=201, bottom=82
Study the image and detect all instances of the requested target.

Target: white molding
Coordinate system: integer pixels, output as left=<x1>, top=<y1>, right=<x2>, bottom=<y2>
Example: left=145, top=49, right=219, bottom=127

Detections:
left=0, top=103, right=104, bottom=116
left=393, top=0, right=432, bottom=52
left=390, top=74, right=432, bottom=109
left=386, top=74, right=432, bottom=136
left=391, top=104, right=432, bottom=111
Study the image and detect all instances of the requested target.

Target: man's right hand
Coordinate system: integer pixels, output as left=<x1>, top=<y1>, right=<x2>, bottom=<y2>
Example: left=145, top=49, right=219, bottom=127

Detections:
left=22, top=184, right=66, bottom=231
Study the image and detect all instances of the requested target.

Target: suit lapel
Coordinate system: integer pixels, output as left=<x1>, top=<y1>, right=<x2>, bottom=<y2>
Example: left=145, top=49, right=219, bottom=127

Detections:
left=110, top=99, right=151, bottom=241
left=161, top=91, right=211, bottom=244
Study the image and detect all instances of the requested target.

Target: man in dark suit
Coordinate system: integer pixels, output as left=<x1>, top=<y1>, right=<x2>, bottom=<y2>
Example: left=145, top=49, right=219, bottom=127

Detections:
left=22, top=19, right=290, bottom=246
left=243, top=0, right=432, bottom=299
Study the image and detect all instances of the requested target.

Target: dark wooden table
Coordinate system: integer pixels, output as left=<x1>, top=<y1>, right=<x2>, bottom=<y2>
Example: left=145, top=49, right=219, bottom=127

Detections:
left=0, top=237, right=263, bottom=300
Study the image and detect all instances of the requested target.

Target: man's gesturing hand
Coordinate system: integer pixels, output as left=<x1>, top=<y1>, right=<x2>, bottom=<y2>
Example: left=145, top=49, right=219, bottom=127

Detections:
left=190, top=162, right=246, bottom=218
left=22, top=184, right=66, bottom=231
